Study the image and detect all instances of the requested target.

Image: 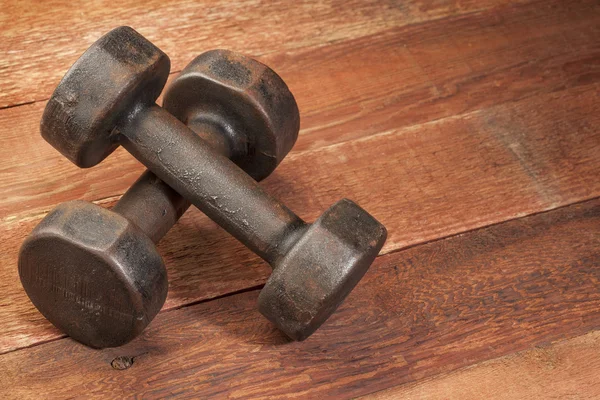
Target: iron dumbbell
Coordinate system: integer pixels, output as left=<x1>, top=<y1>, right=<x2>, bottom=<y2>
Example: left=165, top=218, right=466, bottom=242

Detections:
left=19, top=51, right=295, bottom=348
left=19, top=174, right=183, bottom=348
left=35, top=26, right=387, bottom=341
left=163, top=56, right=387, bottom=339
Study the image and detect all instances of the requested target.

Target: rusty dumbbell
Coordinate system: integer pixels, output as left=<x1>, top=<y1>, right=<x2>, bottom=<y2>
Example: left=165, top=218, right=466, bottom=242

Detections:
left=19, top=47, right=295, bottom=347
left=20, top=45, right=296, bottom=348
left=20, top=27, right=387, bottom=346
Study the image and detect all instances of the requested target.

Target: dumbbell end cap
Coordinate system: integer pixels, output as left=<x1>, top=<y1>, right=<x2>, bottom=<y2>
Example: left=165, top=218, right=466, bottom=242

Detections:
left=18, top=201, right=167, bottom=348
left=163, top=49, right=299, bottom=182
left=258, top=199, right=387, bottom=340
left=41, top=26, right=170, bottom=168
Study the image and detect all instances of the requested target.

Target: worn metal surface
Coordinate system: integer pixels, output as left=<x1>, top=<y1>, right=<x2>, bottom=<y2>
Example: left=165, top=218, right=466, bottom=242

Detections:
left=22, top=30, right=296, bottom=348
left=163, top=60, right=387, bottom=340
left=19, top=198, right=168, bottom=348
left=258, top=199, right=387, bottom=340
left=35, top=26, right=387, bottom=344
left=20, top=49, right=294, bottom=348
left=163, top=49, right=299, bottom=182
left=19, top=166, right=199, bottom=348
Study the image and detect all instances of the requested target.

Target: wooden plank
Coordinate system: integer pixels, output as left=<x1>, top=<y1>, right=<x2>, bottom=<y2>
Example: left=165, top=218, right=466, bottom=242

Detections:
left=0, top=0, right=530, bottom=108
left=362, top=330, right=600, bottom=399
left=285, top=0, right=600, bottom=152
left=1, top=83, right=599, bottom=353
left=1, top=0, right=598, bottom=219
left=1, top=198, right=599, bottom=398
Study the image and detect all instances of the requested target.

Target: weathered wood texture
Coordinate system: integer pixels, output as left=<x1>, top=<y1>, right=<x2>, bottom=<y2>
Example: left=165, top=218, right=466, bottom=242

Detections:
left=2, top=0, right=598, bottom=219
left=363, top=330, right=600, bottom=400
left=0, top=0, right=535, bottom=108
left=1, top=0, right=599, bottom=396
left=2, top=83, right=599, bottom=353
left=1, top=199, right=599, bottom=398
left=1, top=0, right=598, bottom=354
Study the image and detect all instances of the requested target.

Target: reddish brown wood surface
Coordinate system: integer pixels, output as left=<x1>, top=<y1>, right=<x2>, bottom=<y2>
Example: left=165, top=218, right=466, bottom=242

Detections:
left=1, top=199, right=599, bottom=398
left=363, top=330, right=600, bottom=400
left=0, top=0, right=599, bottom=397
left=1, top=84, right=599, bottom=353
left=1, top=0, right=598, bottom=220
left=0, top=0, right=533, bottom=109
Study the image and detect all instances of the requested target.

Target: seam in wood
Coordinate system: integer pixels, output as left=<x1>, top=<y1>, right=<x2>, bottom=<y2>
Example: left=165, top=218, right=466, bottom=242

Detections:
left=0, top=100, right=36, bottom=111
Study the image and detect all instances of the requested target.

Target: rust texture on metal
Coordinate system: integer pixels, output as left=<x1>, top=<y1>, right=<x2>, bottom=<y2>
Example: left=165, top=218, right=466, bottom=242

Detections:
left=20, top=26, right=387, bottom=348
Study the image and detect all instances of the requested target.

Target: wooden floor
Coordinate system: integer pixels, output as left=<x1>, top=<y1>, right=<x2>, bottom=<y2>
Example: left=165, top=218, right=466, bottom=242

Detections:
left=0, top=0, right=599, bottom=398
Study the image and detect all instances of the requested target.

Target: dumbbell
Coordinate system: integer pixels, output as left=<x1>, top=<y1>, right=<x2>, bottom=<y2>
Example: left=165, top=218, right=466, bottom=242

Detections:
left=35, top=26, right=387, bottom=341
left=19, top=48, right=296, bottom=348
left=19, top=174, right=182, bottom=348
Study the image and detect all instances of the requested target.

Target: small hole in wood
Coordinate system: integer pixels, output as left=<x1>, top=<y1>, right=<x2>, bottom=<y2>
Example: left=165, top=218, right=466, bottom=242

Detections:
left=111, top=355, right=134, bottom=370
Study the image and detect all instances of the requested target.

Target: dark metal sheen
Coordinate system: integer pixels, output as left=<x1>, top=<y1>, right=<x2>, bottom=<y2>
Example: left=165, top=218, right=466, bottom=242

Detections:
left=120, top=104, right=306, bottom=265
left=113, top=171, right=190, bottom=244
left=33, top=27, right=388, bottom=344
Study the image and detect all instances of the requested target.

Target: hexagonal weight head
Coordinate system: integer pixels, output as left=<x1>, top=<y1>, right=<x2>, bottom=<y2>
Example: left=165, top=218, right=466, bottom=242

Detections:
left=258, top=199, right=387, bottom=340
left=18, top=201, right=167, bottom=348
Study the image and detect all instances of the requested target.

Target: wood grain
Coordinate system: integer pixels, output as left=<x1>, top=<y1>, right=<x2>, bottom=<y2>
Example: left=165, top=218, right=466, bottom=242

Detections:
left=1, top=83, right=599, bottom=353
left=1, top=198, right=599, bottom=398
left=1, top=0, right=599, bottom=395
left=0, top=0, right=530, bottom=108
left=363, top=330, right=600, bottom=400
left=282, top=0, right=600, bottom=152
left=2, top=0, right=598, bottom=220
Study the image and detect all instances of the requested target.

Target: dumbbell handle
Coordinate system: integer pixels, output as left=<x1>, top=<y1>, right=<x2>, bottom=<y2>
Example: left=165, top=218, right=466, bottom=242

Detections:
left=112, top=171, right=189, bottom=243
left=111, top=124, right=231, bottom=244
left=120, top=104, right=307, bottom=265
